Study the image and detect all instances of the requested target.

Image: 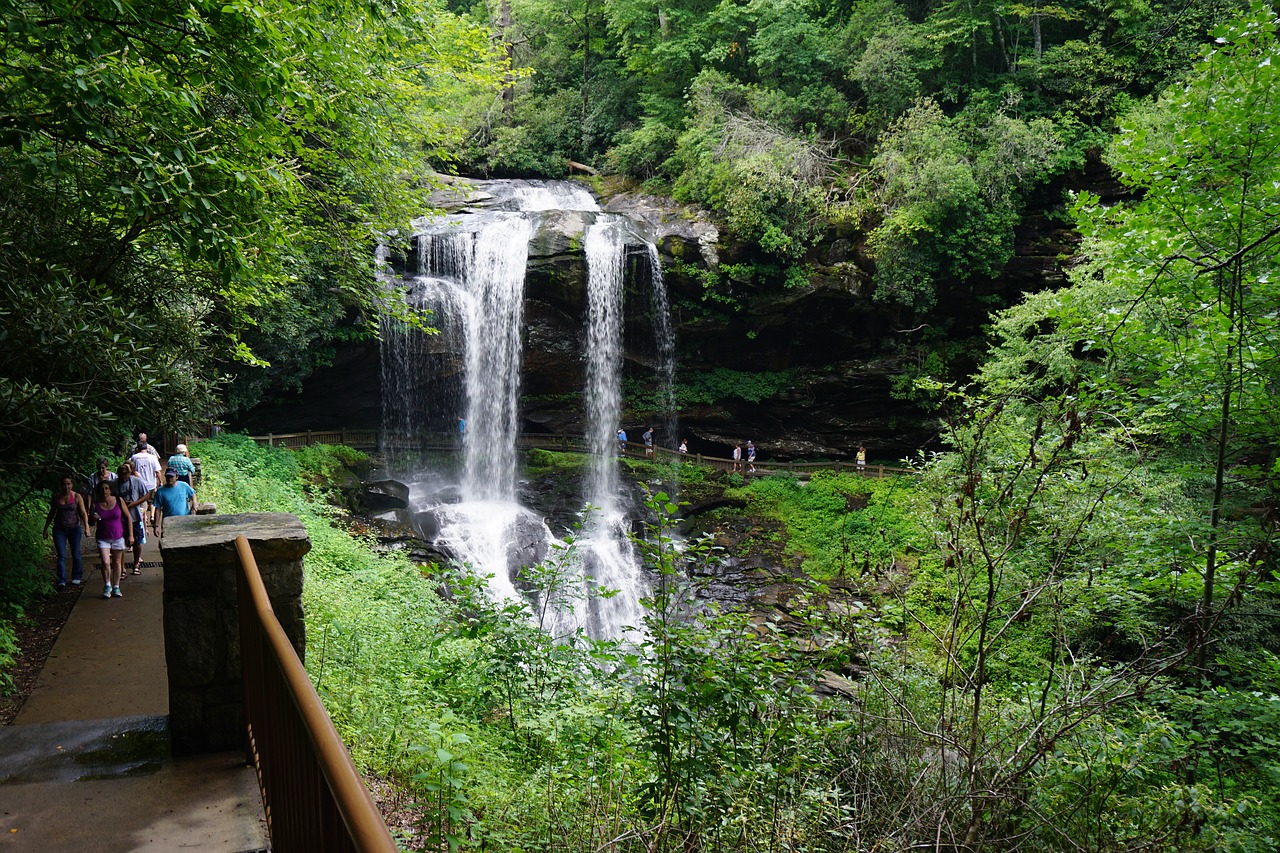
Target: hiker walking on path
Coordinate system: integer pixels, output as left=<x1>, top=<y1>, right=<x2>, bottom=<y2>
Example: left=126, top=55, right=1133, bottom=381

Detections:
left=746, top=440, right=756, bottom=473
left=91, top=480, right=132, bottom=599
left=643, top=427, right=654, bottom=459
left=130, top=441, right=163, bottom=527
left=154, top=468, right=196, bottom=536
left=167, top=444, right=195, bottom=486
left=44, top=476, right=90, bottom=591
left=115, top=462, right=151, bottom=575
left=732, top=442, right=743, bottom=472
left=87, top=457, right=116, bottom=496
left=129, top=431, right=158, bottom=457
left=617, top=428, right=627, bottom=453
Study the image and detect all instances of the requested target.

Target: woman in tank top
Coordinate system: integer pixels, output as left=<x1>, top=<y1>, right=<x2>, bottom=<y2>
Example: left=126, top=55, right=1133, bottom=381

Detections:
left=92, top=480, right=132, bottom=599
left=43, top=476, right=90, bottom=589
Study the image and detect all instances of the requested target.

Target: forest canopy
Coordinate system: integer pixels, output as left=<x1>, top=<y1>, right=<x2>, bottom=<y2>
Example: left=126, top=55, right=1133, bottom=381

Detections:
left=439, top=0, right=1244, bottom=305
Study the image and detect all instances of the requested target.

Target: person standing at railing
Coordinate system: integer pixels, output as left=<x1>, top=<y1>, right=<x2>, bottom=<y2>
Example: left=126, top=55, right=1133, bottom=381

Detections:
left=617, top=427, right=627, bottom=454
left=643, top=427, right=654, bottom=459
left=746, top=440, right=756, bottom=473
left=856, top=445, right=866, bottom=469
left=679, top=438, right=688, bottom=456
left=732, top=442, right=743, bottom=472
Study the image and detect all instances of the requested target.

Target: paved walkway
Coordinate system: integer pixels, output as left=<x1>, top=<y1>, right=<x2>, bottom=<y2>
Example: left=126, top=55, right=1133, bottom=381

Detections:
left=0, top=531, right=269, bottom=851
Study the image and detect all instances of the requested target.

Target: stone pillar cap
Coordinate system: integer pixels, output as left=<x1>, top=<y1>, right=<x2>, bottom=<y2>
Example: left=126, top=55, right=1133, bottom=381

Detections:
left=160, top=513, right=312, bottom=562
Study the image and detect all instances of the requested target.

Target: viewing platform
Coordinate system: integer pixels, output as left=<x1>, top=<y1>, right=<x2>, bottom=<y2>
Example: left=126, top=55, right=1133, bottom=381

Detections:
left=0, top=533, right=269, bottom=851
left=249, top=429, right=915, bottom=479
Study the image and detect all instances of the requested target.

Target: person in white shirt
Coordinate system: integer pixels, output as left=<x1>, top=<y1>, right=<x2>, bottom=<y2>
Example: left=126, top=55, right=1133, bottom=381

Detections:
left=129, top=442, right=163, bottom=526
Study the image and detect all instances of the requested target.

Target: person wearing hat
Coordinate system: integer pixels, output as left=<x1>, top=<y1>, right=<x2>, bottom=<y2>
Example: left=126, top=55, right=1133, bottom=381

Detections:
left=153, top=468, right=196, bottom=537
left=167, top=443, right=195, bottom=486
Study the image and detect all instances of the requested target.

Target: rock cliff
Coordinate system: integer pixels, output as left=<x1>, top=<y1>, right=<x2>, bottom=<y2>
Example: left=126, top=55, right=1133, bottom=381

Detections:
left=233, top=167, right=1110, bottom=459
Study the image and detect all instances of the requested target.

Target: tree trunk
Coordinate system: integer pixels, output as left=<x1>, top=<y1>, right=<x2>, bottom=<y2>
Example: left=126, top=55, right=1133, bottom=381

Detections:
left=581, top=0, right=590, bottom=156
left=501, top=0, right=514, bottom=119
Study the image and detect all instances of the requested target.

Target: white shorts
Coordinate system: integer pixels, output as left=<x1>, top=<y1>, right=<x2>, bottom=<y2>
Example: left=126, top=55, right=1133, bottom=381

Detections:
left=97, top=537, right=127, bottom=551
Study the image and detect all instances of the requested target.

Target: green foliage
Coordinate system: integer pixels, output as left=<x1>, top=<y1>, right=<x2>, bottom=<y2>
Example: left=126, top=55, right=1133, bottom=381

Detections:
left=667, top=71, right=834, bottom=261
left=676, top=366, right=798, bottom=405
left=861, top=95, right=1062, bottom=311
left=525, top=448, right=589, bottom=474
left=428, top=0, right=1241, bottom=285
left=734, top=472, right=929, bottom=579
left=0, top=0, right=502, bottom=483
left=0, top=484, right=53, bottom=693
left=605, top=119, right=680, bottom=179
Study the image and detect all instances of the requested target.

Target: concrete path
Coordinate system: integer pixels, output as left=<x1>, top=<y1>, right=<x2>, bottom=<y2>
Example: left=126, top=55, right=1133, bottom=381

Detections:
left=0, top=531, right=269, bottom=851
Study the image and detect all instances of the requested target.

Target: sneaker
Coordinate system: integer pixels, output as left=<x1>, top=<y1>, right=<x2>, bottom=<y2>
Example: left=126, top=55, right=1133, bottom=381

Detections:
left=103, top=584, right=112, bottom=599
left=57, top=583, right=66, bottom=592
left=71, top=578, right=82, bottom=587
left=112, top=586, right=122, bottom=598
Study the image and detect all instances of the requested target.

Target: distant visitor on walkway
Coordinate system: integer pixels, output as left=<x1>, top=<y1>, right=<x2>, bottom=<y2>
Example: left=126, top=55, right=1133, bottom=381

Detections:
left=167, top=444, right=195, bottom=486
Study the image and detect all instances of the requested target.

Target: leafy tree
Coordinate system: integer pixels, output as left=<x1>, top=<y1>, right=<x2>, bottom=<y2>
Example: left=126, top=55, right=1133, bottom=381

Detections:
left=1066, top=1, right=1280, bottom=661
left=0, top=0, right=499, bottom=488
left=861, top=95, right=1061, bottom=311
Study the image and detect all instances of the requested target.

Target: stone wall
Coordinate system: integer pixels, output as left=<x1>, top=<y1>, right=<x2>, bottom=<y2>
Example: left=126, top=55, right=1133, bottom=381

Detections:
left=160, top=512, right=310, bottom=756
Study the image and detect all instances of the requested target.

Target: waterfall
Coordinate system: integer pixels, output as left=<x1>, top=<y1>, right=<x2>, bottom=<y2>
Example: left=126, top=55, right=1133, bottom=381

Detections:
left=456, top=219, right=533, bottom=502
left=579, top=217, right=647, bottom=639
left=379, top=180, right=676, bottom=641
left=584, top=219, right=626, bottom=509
left=647, top=242, right=679, bottom=465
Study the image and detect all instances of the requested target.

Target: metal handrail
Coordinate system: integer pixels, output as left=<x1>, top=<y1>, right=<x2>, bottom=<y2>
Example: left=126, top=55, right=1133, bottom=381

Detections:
left=234, top=536, right=397, bottom=853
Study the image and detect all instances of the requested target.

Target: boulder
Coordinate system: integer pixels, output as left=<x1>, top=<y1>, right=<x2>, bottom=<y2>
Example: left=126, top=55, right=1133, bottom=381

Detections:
left=358, top=479, right=410, bottom=511
left=368, top=508, right=417, bottom=541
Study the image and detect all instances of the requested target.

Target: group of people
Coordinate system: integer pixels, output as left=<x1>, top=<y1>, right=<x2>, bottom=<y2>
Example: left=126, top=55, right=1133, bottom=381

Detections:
left=730, top=440, right=758, bottom=473
left=615, top=426, right=663, bottom=460
left=42, top=432, right=198, bottom=599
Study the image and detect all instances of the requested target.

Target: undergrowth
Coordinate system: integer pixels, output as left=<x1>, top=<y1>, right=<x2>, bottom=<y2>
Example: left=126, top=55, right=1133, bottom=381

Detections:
left=188, top=434, right=1280, bottom=850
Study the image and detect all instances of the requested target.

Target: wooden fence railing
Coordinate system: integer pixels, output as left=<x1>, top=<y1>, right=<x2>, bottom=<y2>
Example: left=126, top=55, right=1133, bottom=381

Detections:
left=235, top=536, right=398, bottom=853
left=248, top=430, right=914, bottom=479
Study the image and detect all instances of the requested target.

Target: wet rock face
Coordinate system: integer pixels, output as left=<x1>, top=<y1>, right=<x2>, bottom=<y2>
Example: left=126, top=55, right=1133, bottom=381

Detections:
left=234, top=175, right=1079, bottom=459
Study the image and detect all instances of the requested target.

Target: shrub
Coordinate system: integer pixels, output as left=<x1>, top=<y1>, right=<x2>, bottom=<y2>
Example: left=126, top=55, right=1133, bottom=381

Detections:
left=0, top=485, right=48, bottom=693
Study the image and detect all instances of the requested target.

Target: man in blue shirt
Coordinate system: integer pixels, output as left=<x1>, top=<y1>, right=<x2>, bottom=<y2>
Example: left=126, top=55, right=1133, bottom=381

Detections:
left=154, top=468, right=196, bottom=536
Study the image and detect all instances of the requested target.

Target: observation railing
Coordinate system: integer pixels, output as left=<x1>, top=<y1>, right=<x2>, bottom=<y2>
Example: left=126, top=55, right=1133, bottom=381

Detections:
left=234, top=536, right=398, bottom=853
left=252, top=429, right=381, bottom=450
left=249, top=430, right=914, bottom=479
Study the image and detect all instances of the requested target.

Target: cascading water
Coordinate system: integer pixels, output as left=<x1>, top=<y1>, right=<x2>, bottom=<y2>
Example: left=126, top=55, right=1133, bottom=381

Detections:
left=646, top=242, right=679, bottom=462
left=577, top=217, right=647, bottom=639
left=380, top=179, right=674, bottom=641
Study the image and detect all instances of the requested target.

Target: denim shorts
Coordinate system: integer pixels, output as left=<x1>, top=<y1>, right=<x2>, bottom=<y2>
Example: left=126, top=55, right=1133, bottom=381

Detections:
left=97, top=537, right=126, bottom=551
